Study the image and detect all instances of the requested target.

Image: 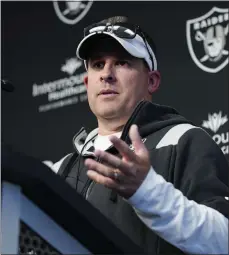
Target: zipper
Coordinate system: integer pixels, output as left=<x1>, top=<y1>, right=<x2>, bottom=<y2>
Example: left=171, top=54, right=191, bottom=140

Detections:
left=120, top=100, right=145, bottom=141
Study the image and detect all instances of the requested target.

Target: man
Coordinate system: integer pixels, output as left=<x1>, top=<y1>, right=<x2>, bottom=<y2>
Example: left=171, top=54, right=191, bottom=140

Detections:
left=52, top=16, right=229, bottom=254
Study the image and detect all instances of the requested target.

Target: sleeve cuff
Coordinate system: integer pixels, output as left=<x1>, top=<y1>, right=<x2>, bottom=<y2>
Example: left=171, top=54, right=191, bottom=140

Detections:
left=127, top=166, right=162, bottom=209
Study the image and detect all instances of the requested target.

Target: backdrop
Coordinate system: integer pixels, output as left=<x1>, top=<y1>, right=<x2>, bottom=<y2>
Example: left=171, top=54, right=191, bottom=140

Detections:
left=2, top=1, right=228, bottom=165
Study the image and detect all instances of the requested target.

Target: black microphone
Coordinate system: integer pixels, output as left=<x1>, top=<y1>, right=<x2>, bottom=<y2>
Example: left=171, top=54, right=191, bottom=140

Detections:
left=1, top=79, right=15, bottom=92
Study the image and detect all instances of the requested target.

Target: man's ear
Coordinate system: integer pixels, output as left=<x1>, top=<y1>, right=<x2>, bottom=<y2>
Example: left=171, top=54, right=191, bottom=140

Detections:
left=148, top=71, right=161, bottom=94
left=84, top=75, right=88, bottom=88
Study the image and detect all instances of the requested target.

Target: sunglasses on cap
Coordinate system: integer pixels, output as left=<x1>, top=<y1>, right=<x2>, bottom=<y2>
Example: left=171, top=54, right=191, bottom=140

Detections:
left=81, top=22, right=157, bottom=70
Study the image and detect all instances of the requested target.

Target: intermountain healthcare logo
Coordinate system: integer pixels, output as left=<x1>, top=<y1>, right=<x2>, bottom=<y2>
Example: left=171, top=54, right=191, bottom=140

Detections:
left=61, top=57, right=82, bottom=75
left=32, top=57, right=87, bottom=112
left=53, top=0, right=93, bottom=25
left=202, top=111, right=228, bottom=133
left=186, top=7, right=229, bottom=73
left=202, top=111, right=228, bottom=155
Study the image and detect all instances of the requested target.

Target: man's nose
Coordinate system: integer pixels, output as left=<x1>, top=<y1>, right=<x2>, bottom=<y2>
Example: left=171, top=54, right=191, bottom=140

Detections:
left=100, top=65, right=116, bottom=83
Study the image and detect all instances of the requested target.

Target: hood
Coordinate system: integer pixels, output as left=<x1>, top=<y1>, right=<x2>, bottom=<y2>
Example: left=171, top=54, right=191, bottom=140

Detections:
left=121, top=100, right=192, bottom=144
left=72, top=100, right=192, bottom=155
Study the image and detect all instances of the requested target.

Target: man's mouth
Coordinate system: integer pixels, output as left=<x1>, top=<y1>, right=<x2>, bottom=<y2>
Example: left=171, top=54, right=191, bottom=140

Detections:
left=99, top=89, right=119, bottom=95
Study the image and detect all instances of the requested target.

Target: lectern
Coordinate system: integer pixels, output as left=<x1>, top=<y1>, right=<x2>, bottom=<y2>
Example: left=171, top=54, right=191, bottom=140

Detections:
left=1, top=145, right=144, bottom=254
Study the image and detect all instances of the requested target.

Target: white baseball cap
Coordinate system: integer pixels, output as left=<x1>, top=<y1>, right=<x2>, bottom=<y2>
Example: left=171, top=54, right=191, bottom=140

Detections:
left=76, top=24, right=157, bottom=70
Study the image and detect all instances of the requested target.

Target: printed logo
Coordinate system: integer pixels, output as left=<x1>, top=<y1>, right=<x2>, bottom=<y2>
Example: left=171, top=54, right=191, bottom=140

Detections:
left=186, top=7, right=229, bottom=73
left=202, top=111, right=228, bottom=133
left=202, top=111, right=228, bottom=155
left=129, top=138, right=147, bottom=151
left=53, top=0, right=93, bottom=25
left=61, top=57, right=83, bottom=75
left=32, top=56, right=87, bottom=113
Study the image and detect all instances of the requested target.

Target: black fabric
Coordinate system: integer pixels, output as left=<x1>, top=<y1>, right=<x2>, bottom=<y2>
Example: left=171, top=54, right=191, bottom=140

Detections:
left=57, top=101, right=229, bottom=254
left=175, top=128, right=229, bottom=218
left=57, top=101, right=188, bottom=254
left=57, top=152, right=77, bottom=178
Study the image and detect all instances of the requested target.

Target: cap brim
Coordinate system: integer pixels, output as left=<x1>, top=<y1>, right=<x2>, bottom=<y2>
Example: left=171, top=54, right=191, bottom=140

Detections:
left=76, top=32, right=146, bottom=60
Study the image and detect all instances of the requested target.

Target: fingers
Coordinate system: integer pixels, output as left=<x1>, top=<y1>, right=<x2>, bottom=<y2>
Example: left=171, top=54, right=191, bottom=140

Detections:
left=85, top=158, right=114, bottom=178
left=109, top=124, right=147, bottom=159
left=84, top=125, right=150, bottom=198
left=94, top=150, right=136, bottom=177
left=87, top=170, right=129, bottom=194
left=85, top=158, right=126, bottom=186
left=129, top=124, right=148, bottom=155
left=109, top=135, right=136, bottom=162
left=87, top=170, right=119, bottom=189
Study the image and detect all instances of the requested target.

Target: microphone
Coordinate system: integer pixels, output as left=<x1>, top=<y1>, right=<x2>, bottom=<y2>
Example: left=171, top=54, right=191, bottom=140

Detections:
left=1, top=79, right=15, bottom=92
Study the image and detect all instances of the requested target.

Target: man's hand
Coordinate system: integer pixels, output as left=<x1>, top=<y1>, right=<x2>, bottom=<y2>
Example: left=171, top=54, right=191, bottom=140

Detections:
left=84, top=125, right=151, bottom=199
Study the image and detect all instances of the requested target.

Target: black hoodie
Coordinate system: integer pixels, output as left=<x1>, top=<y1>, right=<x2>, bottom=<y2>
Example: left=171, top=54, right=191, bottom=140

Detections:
left=57, top=101, right=229, bottom=254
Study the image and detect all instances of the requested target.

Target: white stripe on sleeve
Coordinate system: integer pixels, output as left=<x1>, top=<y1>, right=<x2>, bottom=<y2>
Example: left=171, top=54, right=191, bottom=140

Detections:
left=127, top=167, right=228, bottom=254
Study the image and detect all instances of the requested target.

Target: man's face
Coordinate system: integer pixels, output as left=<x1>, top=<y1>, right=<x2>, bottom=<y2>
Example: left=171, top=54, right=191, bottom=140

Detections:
left=84, top=37, right=150, bottom=123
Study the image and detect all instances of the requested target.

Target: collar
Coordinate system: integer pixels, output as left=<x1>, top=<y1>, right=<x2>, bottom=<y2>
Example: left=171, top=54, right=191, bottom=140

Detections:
left=72, top=100, right=180, bottom=156
left=72, top=100, right=146, bottom=156
left=72, top=127, right=98, bottom=156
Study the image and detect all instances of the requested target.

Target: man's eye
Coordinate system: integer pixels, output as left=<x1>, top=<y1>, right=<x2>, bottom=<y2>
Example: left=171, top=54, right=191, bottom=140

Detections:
left=93, top=62, right=104, bottom=69
left=116, top=60, right=129, bottom=66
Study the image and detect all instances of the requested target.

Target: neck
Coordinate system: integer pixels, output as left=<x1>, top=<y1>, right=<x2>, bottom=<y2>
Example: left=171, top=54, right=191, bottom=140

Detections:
left=97, top=117, right=128, bottom=136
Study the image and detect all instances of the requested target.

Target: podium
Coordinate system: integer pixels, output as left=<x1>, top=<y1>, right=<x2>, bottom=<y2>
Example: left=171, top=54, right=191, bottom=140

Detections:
left=1, top=145, right=144, bottom=254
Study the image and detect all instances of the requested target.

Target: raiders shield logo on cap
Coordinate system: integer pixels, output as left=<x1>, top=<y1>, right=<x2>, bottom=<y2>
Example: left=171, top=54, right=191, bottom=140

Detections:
left=186, top=7, right=228, bottom=73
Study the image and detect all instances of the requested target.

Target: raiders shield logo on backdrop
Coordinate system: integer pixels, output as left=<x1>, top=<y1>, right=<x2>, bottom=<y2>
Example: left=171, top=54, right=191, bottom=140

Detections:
left=53, top=1, right=93, bottom=25
left=186, top=7, right=229, bottom=73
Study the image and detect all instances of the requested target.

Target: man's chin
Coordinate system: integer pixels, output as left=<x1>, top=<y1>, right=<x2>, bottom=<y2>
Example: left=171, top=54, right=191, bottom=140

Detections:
left=98, top=110, right=118, bottom=119
left=95, top=106, right=121, bottom=119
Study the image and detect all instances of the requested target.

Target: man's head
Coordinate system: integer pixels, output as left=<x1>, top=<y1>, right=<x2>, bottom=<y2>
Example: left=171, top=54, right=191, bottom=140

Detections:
left=76, top=16, right=160, bottom=126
